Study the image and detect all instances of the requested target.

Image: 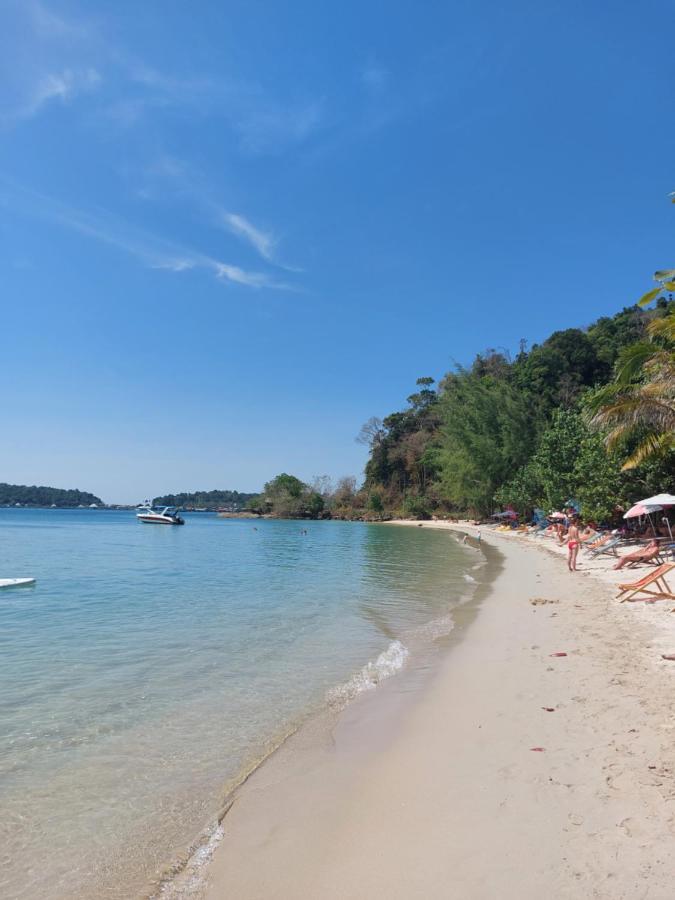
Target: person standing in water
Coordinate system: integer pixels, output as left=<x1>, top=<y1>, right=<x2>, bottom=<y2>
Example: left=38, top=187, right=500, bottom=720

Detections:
left=567, top=518, right=581, bottom=572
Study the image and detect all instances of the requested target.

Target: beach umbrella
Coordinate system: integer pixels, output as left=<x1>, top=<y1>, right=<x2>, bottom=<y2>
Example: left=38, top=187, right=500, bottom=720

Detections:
left=639, top=493, right=675, bottom=507
left=623, top=503, right=662, bottom=519
left=624, top=502, right=663, bottom=536
left=639, top=494, right=675, bottom=539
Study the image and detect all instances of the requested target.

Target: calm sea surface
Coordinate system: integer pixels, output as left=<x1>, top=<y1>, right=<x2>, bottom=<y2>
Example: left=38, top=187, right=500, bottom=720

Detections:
left=0, top=509, right=475, bottom=899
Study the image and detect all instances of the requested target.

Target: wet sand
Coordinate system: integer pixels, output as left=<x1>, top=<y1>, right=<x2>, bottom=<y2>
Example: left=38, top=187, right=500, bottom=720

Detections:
left=201, top=526, right=675, bottom=899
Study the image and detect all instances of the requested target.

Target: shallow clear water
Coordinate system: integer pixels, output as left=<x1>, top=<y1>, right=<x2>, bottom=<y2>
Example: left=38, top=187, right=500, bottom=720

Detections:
left=0, top=510, right=473, bottom=899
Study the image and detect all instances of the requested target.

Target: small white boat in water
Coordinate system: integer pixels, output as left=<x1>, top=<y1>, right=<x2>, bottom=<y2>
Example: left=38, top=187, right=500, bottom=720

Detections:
left=136, top=503, right=185, bottom=525
left=0, top=578, right=36, bottom=589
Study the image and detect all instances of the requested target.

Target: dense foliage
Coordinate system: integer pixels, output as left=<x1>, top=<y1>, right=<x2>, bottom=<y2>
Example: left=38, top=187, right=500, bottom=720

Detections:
left=0, top=483, right=103, bottom=507
left=248, top=473, right=328, bottom=518
left=153, top=490, right=257, bottom=510
left=350, top=300, right=675, bottom=524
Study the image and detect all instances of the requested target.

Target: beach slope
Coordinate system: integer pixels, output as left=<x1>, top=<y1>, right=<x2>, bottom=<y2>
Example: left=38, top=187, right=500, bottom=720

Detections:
left=203, top=533, right=675, bottom=899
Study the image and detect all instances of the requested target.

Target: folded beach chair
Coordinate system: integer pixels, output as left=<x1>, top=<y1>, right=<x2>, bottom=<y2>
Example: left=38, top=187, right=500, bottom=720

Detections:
left=616, top=562, right=675, bottom=602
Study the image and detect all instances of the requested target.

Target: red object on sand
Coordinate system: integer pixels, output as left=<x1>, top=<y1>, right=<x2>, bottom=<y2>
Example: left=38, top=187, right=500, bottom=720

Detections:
left=530, top=747, right=546, bottom=752
left=542, top=707, right=555, bottom=712
left=550, top=652, right=567, bottom=657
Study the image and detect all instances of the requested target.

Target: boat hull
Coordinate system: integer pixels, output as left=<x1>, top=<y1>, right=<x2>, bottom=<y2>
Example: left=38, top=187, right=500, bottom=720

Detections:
left=137, top=515, right=184, bottom=525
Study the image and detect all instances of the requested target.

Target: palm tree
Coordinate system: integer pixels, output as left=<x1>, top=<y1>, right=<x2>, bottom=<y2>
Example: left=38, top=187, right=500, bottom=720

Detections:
left=587, top=276, right=675, bottom=470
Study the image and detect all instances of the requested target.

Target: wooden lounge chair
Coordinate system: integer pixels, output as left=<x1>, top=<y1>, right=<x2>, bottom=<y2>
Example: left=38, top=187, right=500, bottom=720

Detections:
left=613, top=542, right=662, bottom=571
left=583, top=533, right=609, bottom=553
left=616, top=563, right=675, bottom=602
left=589, top=536, right=622, bottom=557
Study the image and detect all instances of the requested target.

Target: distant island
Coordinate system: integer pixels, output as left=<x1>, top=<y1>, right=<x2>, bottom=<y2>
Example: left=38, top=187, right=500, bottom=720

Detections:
left=0, top=483, right=103, bottom=508
left=152, top=490, right=258, bottom=511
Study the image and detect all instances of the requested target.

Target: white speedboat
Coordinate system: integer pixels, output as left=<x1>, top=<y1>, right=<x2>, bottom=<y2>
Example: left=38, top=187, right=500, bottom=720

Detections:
left=136, top=504, right=185, bottom=525
left=0, top=578, right=36, bottom=589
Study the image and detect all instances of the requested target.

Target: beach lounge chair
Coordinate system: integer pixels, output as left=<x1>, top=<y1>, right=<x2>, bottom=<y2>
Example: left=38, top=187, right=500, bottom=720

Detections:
left=613, top=542, right=663, bottom=571
left=588, top=536, right=622, bottom=557
left=583, top=533, right=609, bottom=553
left=616, top=563, right=675, bottom=602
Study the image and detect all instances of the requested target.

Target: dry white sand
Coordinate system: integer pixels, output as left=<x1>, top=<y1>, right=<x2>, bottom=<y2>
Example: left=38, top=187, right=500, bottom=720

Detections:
left=201, top=525, right=675, bottom=900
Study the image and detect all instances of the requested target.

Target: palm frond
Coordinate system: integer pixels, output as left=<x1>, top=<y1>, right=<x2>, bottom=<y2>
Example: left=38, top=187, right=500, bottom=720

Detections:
left=621, top=431, right=675, bottom=470
left=647, top=311, right=675, bottom=343
left=614, top=342, right=657, bottom=384
left=588, top=299, right=674, bottom=468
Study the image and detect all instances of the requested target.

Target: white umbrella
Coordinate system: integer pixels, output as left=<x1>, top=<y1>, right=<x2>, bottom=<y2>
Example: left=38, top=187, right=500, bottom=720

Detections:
left=633, top=493, right=674, bottom=537
left=640, top=493, right=675, bottom=506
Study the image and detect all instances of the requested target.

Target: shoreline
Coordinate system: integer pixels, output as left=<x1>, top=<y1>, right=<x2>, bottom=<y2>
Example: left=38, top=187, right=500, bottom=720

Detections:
left=198, top=522, right=675, bottom=899
left=151, top=526, right=485, bottom=899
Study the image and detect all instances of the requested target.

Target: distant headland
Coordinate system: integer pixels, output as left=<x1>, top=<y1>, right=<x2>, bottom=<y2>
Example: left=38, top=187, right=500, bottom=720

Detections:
left=0, top=483, right=103, bottom=508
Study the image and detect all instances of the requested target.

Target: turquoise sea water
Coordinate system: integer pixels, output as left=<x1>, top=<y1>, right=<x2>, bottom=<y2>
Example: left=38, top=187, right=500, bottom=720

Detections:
left=0, top=510, right=475, bottom=899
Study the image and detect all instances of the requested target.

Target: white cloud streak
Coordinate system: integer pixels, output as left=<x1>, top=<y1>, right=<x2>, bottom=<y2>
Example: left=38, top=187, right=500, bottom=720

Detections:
left=6, top=3, right=323, bottom=156
left=222, top=212, right=275, bottom=262
left=26, top=1, right=87, bottom=39
left=0, top=179, right=291, bottom=290
left=19, top=67, right=101, bottom=119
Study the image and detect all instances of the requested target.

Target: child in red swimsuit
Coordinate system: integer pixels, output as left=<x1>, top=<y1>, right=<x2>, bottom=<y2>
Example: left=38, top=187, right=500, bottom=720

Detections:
left=567, top=520, right=581, bottom=572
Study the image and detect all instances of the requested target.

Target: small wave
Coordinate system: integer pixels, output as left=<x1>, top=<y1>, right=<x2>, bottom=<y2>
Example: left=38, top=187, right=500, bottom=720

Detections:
left=156, top=821, right=225, bottom=898
left=326, top=640, right=409, bottom=708
left=412, top=613, right=456, bottom=641
left=463, top=573, right=477, bottom=583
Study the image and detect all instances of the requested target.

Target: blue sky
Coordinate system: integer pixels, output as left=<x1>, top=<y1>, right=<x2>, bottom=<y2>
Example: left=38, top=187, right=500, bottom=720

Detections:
left=1, top=0, right=673, bottom=503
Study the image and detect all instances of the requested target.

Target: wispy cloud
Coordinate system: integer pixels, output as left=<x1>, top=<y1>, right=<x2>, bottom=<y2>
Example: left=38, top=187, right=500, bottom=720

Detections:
left=232, top=98, right=324, bottom=155
left=18, top=67, right=101, bottom=119
left=26, top=0, right=90, bottom=40
left=135, top=157, right=302, bottom=272
left=222, top=212, right=275, bottom=262
left=5, top=3, right=324, bottom=157
left=0, top=178, right=292, bottom=290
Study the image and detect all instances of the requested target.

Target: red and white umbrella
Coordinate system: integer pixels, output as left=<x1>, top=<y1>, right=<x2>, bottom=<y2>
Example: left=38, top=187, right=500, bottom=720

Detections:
left=623, top=502, right=662, bottom=519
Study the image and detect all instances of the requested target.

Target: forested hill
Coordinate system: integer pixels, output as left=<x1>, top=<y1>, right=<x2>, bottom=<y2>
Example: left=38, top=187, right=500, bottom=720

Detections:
left=0, top=483, right=103, bottom=507
left=350, top=299, right=675, bottom=524
left=152, top=490, right=257, bottom=510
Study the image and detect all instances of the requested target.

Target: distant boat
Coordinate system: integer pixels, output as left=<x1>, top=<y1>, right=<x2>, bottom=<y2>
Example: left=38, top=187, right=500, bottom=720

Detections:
left=136, top=503, right=185, bottom=525
left=0, top=578, right=36, bottom=589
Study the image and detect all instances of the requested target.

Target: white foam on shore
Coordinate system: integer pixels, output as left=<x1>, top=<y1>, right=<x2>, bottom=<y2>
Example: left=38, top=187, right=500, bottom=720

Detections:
left=326, top=640, right=410, bottom=708
left=157, top=640, right=411, bottom=896
left=463, top=573, right=477, bottom=583
left=412, top=613, right=456, bottom=641
left=156, top=821, right=225, bottom=898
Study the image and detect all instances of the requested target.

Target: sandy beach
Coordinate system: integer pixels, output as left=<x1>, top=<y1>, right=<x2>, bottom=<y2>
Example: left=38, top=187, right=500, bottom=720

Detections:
left=200, top=523, right=675, bottom=900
